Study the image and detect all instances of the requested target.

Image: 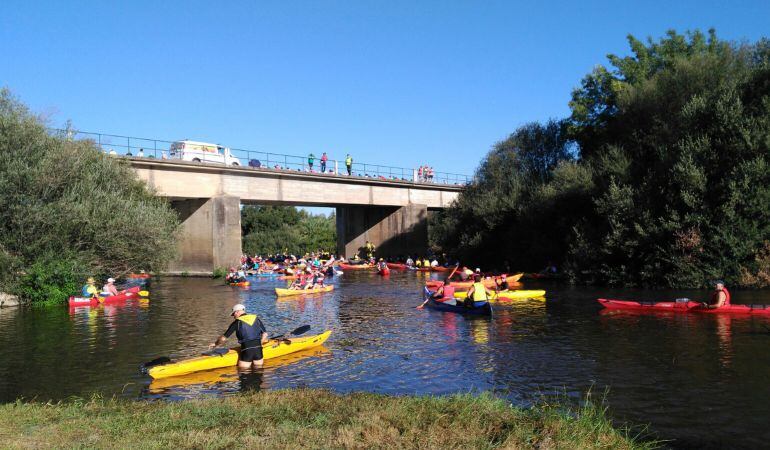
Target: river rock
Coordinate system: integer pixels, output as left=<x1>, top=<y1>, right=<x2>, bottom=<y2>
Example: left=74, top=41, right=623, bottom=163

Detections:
left=0, top=292, right=20, bottom=307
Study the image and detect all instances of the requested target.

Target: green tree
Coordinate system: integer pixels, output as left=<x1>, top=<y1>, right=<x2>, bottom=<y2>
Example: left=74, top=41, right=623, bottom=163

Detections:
left=432, top=30, right=770, bottom=288
left=0, top=89, right=180, bottom=302
left=241, top=206, right=336, bottom=255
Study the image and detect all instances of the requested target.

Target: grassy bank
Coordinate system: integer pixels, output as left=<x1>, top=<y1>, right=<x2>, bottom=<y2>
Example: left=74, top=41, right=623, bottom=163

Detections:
left=0, top=389, right=653, bottom=449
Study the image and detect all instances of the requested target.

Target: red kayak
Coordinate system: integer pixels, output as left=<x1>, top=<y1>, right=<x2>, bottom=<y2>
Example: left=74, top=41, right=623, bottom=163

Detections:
left=386, top=263, right=409, bottom=270
left=378, top=267, right=391, bottom=276
left=598, top=298, right=700, bottom=312
left=128, top=273, right=151, bottom=279
left=68, top=286, right=142, bottom=307
left=598, top=298, right=770, bottom=315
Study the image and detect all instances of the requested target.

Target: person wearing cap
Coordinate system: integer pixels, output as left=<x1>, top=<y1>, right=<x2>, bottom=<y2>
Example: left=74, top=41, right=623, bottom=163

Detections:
left=702, top=280, right=731, bottom=309
left=101, top=278, right=119, bottom=297
left=81, top=277, right=99, bottom=298
left=376, top=258, right=388, bottom=272
left=210, top=304, right=269, bottom=369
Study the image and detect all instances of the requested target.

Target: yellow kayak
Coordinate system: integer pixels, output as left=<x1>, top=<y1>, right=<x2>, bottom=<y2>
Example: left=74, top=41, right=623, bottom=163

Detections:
left=148, top=346, right=331, bottom=391
left=148, top=330, right=332, bottom=379
left=275, top=286, right=334, bottom=297
left=453, top=289, right=546, bottom=301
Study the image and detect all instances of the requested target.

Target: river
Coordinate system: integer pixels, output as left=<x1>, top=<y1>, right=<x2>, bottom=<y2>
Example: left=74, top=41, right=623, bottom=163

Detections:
left=0, top=271, right=768, bottom=448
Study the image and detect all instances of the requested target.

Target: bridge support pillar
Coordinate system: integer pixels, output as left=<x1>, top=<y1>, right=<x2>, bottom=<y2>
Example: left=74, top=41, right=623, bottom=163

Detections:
left=168, top=195, right=242, bottom=275
left=336, top=204, right=428, bottom=259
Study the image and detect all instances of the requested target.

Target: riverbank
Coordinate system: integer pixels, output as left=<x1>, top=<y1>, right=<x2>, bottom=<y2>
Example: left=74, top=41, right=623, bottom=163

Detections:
left=0, top=389, right=651, bottom=449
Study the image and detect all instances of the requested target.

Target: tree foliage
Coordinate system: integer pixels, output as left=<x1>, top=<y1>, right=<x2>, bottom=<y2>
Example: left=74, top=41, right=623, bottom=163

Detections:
left=0, top=89, right=180, bottom=301
left=241, top=206, right=336, bottom=256
left=432, top=30, right=770, bottom=287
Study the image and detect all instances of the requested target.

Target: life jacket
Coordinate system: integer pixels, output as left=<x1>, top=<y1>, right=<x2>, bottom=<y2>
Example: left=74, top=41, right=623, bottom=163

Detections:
left=235, top=314, right=265, bottom=344
left=472, top=282, right=488, bottom=301
left=345, top=156, right=352, bottom=165
left=711, top=288, right=731, bottom=307
left=442, top=285, right=455, bottom=299
left=82, top=284, right=98, bottom=297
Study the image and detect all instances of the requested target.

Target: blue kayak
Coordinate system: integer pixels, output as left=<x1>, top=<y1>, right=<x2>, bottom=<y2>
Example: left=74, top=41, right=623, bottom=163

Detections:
left=423, top=288, right=492, bottom=316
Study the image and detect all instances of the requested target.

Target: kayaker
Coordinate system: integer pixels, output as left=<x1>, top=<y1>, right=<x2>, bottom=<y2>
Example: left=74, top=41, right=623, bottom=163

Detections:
left=365, top=241, right=376, bottom=258
left=209, top=304, right=268, bottom=369
left=465, top=275, right=493, bottom=308
left=702, top=281, right=731, bottom=309
left=81, top=277, right=99, bottom=298
left=406, top=256, right=414, bottom=267
left=430, top=259, right=439, bottom=268
left=377, top=258, right=388, bottom=271
left=458, top=266, right=474, bottom=281
left=496, top=274, right=509, bottom=291
left=431, top=280, right=455, bottom=303
left=101, top=278, right=119, bottom=297
left=313, top=270, right=325, bottom=288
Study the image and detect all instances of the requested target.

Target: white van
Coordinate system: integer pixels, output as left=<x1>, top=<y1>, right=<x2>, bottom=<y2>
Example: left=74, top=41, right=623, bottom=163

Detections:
left=169, top=140, right=242, bottom=166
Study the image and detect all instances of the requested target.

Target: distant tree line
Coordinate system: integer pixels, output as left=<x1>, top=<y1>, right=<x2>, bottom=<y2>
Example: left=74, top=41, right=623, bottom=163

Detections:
left=241, top=206, right=336, bottom=256
left=430, top=30, right=770, bottom=288
left=0, top=89, right=180, bottom=303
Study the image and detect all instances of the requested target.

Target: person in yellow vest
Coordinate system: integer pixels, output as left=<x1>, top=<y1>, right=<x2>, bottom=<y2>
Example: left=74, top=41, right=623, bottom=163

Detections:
left=365, top=241, right=376, bottom=259
left=209, top=304, right=269, bottom=369
left=81, top=277, right=99, bottom=297
left=422, top=258, right=430, bottom=267
left=464, top=274, right=494, bottom=308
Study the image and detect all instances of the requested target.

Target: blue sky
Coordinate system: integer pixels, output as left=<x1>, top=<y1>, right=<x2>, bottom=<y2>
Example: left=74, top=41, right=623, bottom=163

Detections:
left=2, top=0, right=768, bottom=179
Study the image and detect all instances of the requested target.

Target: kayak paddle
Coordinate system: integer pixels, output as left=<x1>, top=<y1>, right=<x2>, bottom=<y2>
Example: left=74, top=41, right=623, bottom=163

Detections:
left=270, top=324, right=311, bottom=340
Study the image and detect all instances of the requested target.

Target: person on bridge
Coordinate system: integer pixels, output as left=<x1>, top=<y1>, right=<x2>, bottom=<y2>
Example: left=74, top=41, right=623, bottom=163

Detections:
left=320, top=152, right=328, bottom=173
left=209, top=304, right=268, bottom=369
left=345, top=154, right=353, bottom=176
left=308, top=153, right=315, bottom=171
left=465, top=275, right=494, bottom=308
left=702, top=281, right=731, bottom=309
left=101, top=278, right=119, bottom=297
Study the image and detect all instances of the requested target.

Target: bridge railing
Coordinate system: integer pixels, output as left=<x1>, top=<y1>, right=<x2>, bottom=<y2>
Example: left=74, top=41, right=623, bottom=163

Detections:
left=48, top=128, right=471, bottom=186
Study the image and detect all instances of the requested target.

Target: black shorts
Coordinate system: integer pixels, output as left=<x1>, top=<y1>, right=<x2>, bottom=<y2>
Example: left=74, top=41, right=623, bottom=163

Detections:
left=239, top=345, right=263, bottom=362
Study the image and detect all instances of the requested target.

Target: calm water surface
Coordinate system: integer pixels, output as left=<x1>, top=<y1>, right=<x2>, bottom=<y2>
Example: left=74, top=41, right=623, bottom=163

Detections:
left=1, top=272, right=769, bottom=448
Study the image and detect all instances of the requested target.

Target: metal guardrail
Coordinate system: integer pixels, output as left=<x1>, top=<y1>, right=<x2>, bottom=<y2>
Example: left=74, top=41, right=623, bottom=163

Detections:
left=49, top=128, right=471, bottom=186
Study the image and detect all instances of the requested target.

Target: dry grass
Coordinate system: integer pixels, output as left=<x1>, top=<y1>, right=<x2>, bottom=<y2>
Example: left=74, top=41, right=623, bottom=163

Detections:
left=0, top=389, right=655, bottom=449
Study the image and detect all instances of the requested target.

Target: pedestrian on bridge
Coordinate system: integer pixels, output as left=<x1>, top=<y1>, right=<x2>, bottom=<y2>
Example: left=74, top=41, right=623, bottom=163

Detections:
left=345, top=154, right=353, bottom=176
left=320, top=152, right=328, bottom=173
left=308, top=153, right=316, bottom=171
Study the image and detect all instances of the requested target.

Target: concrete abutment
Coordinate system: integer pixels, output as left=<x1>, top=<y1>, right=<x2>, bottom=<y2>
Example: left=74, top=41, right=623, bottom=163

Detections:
left=168, top=195, right=242, bottom=275
left=336, top=204, right=428, bottom=259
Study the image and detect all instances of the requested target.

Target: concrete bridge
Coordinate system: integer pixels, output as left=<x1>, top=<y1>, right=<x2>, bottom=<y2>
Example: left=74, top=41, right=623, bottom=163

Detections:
left=129, top=159, right=463, bottom=274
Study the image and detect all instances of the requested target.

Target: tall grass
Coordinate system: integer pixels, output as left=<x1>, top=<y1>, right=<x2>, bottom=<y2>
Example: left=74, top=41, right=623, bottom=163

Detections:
left=0, top=389, right=656, bottom=449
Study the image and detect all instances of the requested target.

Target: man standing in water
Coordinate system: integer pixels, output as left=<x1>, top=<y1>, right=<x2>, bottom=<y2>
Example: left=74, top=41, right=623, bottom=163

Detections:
left=210, top=304, right=269, bottom=369
left=702, top=280, right=731, bottom=309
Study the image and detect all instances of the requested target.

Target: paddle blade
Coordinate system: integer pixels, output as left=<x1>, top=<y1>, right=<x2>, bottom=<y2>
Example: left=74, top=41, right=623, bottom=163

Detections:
left=139, top=290, right=149, bottom=297
left=291, top=325, right=311, bottom=336
left=201, top=348, right=230, bottom=357
left=141, top=356, right=171, bottom=371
